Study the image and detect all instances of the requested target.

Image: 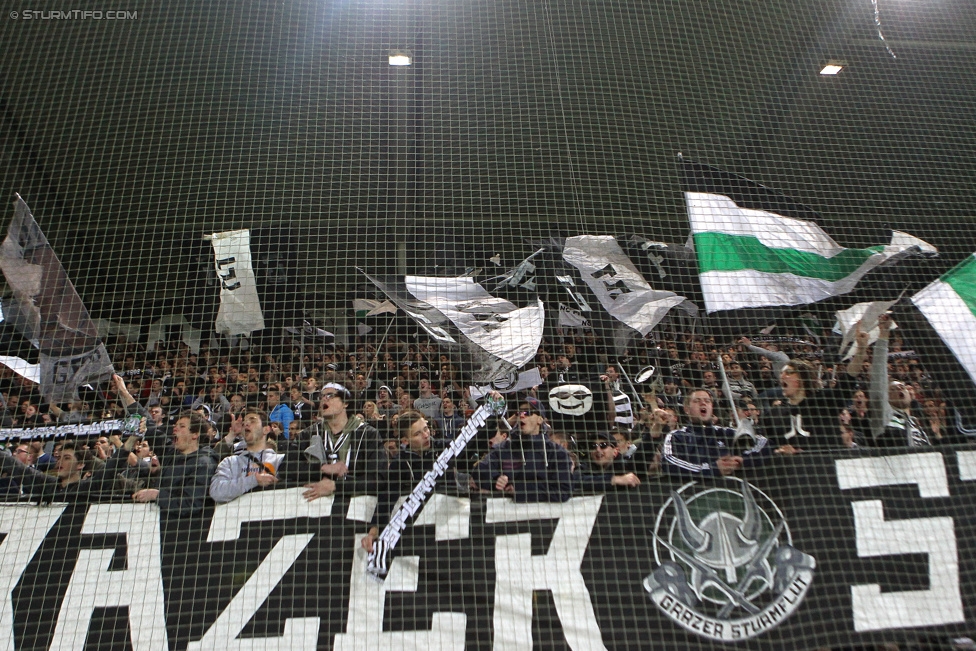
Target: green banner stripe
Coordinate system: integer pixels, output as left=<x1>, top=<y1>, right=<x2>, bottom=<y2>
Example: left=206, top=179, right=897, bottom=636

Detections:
left=694, top=232, right=883, bottom=281
left=942, top=255, right=976, bottom=319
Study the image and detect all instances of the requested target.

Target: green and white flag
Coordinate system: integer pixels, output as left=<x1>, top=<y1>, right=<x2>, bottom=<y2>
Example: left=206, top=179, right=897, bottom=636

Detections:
left=683, top=163, right=936, bottom=313
left=911, top=255, right=976, bottom=386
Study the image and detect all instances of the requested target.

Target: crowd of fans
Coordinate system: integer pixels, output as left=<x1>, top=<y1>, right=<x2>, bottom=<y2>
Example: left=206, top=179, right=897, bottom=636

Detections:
left=0, top=316, right=969, bottom=530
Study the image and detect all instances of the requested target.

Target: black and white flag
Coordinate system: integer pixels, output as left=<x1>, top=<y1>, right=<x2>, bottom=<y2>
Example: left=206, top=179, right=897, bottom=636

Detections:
left=558, top=303, right=590, bottom=328
left=557, top=235, right=694, bottom=351
left=469, top=366, right=544, bottom=400
left=0, top=195, right=114, bottom=402
left=210, top=229, right=266, bottom=335
left=363, top=271, right=544, bottom=383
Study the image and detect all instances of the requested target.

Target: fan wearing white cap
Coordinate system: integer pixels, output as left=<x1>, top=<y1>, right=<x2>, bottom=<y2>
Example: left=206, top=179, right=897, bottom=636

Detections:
left=280, top=383, right=385, bottom=502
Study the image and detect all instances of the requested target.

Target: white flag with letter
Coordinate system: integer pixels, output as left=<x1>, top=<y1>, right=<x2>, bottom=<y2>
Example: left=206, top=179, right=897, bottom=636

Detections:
left=210, top=229, right=265, bottom=335
left=404, top=276, right=543, bottom=368
left=562, top=235, right=687, bottom=336
left=558, top=303, right=590, bottom=328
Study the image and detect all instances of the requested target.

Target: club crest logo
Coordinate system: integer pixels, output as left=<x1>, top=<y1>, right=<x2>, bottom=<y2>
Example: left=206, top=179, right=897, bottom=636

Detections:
left=644, top=479, right=815, bottom=641
left=490, top=371, right=519, bottom=391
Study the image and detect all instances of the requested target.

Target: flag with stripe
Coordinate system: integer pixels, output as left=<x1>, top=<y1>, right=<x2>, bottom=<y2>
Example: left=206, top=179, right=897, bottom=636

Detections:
left=911, top=254, right=976, bottom=387
left=683, top=161, right=937, bottom=313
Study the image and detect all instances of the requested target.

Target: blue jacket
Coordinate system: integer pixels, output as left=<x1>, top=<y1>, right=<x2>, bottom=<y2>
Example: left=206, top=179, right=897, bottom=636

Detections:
left=269, top=403, right=296, bottom=439
left=473, top=433, right=573, bottom=503
left=662, top=424, right=769, bottom=479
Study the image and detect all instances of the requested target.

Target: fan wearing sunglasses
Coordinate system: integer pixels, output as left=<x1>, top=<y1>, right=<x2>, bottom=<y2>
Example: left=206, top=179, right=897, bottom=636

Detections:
left=573, top=432, right=641, bottom=493
left=472, top=397, right=573, bottom=503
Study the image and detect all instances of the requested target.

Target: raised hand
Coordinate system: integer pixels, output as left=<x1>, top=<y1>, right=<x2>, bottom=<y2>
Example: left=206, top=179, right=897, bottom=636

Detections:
left=878, top=313, right=893, bottom=340
left=228, top=414, right=244, bottom=437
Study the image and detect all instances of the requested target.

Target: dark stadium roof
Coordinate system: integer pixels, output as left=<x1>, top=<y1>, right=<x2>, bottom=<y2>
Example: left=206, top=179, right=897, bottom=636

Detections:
left=0, top=0, right=974, bottom=320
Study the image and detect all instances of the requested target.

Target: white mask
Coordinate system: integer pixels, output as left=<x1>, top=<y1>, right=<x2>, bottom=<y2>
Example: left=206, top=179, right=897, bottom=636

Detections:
left=549, top=384, right=593, bottom=416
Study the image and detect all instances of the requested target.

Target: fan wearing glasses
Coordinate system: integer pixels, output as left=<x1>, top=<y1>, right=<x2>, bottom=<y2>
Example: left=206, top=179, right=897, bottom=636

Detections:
left=280, top=383, right=384, bottom=502
left=573, top=432, right=641, bottom=493
left=472, top=397, right=573, bottom=503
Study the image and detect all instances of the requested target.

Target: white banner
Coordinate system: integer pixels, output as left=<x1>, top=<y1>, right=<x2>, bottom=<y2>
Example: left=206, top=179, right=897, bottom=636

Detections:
left=0, top=418, right=125, bottom=441
left=562, top=236, right=686, bottom=336
left=210, top=230, right=265, bottom=335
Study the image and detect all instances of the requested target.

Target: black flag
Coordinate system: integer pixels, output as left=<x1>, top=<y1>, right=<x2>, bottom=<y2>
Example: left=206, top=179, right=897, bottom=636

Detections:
left=0, top=195, right=114, bottom=402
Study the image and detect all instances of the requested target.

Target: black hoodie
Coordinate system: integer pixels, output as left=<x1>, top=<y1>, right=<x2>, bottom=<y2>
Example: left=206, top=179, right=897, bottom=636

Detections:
left=472, top=431, right=573, bottom=503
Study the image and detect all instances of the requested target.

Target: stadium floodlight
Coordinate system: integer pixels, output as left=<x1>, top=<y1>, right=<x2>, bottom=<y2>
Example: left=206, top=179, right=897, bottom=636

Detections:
left=820, top=60, right=846, bottom=75
left=389, top=50, right=412, bottom=66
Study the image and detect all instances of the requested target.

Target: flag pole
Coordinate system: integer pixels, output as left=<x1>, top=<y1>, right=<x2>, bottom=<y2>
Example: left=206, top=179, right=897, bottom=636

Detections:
left=485, top=247, right=547, bottom=287
left=364, top=316, right=396, bottom=389
left=718, top=354, right=757, bottom=443
left=716, top=355, right=740, bottom=429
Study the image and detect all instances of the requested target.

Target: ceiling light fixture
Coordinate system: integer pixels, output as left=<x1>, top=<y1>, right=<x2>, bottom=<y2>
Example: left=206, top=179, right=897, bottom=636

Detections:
left=820, top=60, right=846, bottom=75
left=389, top=51, right=411, bottom=66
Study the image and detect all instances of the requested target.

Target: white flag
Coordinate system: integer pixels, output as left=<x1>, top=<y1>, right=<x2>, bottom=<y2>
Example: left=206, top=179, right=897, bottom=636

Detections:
left=404, top=276, right=543, bottom=369
left=562, top=235, right=687, bottom=336
left=210, top=229, right=265, bottom=335
left=353, top=298, right=398, bottom=317
left=0, top=355, right=40, bottom=383
left=834, top=300, right=899, bottom=360
left=558, top=303, right=590, bottom=328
